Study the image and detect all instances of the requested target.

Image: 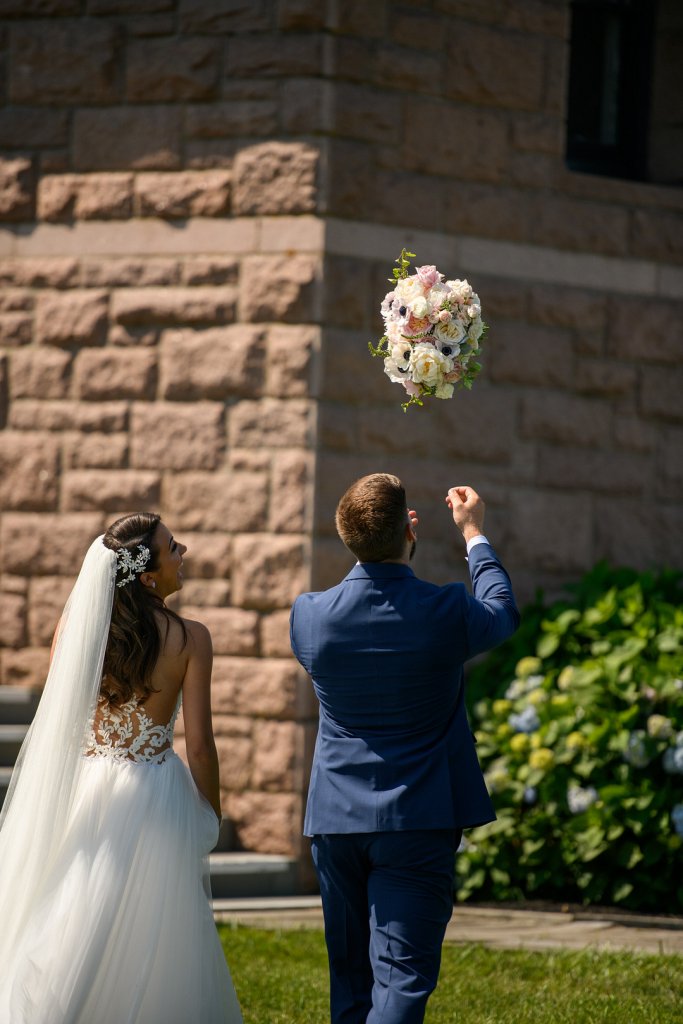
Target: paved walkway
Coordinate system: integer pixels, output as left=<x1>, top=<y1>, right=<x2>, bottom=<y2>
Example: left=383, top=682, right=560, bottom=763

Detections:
left=213, top=897, right=683, bottom=956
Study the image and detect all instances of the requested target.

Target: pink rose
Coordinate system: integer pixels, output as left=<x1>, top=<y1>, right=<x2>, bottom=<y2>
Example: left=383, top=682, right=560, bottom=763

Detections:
left=403, top=379, right=422, bottom=396
left=415, top=265, right=441, bottom=289
left=401, top=313, right=432, bottom=338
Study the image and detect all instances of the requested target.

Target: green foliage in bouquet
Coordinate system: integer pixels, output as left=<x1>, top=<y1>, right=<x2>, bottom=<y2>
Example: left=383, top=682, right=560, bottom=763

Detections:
left=388, top=247, right=416, bottom=284
left=459, top=564, right=683, bottom=912
left=368, top=248, right=416, bottom=361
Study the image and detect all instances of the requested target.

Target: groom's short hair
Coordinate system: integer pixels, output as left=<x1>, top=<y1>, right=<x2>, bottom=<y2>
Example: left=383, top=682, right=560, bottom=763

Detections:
left=336, top=473, right=408, bottom=563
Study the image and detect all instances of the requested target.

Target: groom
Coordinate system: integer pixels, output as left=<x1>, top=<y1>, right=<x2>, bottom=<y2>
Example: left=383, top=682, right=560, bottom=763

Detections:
left=290, top=473, right=519, bottom=1024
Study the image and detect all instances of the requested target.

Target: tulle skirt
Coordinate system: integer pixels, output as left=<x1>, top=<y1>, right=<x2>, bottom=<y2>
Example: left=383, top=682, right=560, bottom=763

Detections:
left=0, top=751, right=242, bottom=1024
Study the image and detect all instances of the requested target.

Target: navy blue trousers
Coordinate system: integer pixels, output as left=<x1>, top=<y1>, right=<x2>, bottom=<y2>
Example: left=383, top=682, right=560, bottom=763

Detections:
left=311, top=830, right=460, bottom=1024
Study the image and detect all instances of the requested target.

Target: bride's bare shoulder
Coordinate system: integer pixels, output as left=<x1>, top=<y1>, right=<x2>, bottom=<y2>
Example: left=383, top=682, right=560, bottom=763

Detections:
left=179, top=616, right=212, bottom=656
left=153, top=611, right=189, bottom=658
left=155, top=613, right=212, bottom=665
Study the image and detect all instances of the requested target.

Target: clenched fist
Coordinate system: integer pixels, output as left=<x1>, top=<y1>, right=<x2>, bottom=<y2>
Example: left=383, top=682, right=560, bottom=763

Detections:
left=445, top=486, right=485, bottom=543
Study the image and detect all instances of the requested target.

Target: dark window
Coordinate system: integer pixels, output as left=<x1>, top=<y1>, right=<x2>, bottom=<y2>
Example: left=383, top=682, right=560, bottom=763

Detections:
left=566, top=0, right=656, bottom=181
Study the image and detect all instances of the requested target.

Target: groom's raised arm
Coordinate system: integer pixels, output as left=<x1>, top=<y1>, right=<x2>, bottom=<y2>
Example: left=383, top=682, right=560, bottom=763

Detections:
left=463, top=540, right=519, bottom=658
left=445, top=485, right=520, bottom=659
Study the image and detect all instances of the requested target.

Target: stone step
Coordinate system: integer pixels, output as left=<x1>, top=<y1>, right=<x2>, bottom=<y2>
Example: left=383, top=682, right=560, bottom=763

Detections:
left=212, top=895, right=321, bottom=921
left=0, top=687, right=40, bottom=726
left=209, top=853, right=299, bottom=900
left=0, top=724, right=29, bottom=767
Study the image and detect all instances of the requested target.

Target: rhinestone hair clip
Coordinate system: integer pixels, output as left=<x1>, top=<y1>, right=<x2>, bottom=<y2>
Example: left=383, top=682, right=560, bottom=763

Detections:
left=115, top=544, right=150, bottom=588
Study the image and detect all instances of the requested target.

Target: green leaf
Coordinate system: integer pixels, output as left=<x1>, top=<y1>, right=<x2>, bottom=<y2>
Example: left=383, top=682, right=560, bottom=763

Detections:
left=617, top=843, right=643, bottom=869
left=537, top=633, right=560, bottom=658
left=657, top=631, right=680, bottom=653
left=556, top=609, right=581, bottom=633
left=603, top=637, right=647, bottom=673
left=388, top=247, right=416, bottom=283
left=462, top=868, right=485, bottom=891
left=612, top=880, right=634, bottom=903
left=368, top=335, right=390, bottom=358
left=544, top=721, right=560, bottom=746
left=401, top=393, right=424, bottom=413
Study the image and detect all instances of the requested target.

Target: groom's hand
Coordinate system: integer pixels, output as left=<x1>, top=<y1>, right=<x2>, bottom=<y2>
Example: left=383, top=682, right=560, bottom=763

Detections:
left=446, top=486, right=485, bottom=543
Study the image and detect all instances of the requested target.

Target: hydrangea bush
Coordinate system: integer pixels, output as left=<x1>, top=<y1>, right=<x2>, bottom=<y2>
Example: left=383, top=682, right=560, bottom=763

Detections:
left=458, top=564, right=683, bottom=912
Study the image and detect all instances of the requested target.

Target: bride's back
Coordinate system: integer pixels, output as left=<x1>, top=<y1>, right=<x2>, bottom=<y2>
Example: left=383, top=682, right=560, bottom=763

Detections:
left=88, top=612, right=197, bottom=766
left=135, top=611, right=190, bottom=720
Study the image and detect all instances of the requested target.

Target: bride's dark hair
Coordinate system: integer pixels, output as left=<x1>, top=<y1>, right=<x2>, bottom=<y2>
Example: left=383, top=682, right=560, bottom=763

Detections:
left=102, top=512, right=187, bottom=706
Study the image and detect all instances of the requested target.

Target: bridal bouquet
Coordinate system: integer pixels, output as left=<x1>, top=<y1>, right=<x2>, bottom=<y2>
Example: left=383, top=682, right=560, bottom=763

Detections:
left=369, top=249, right=486, bottom=411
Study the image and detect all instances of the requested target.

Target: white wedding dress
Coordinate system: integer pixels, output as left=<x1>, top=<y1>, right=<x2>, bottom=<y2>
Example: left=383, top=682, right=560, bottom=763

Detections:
left=0, top=691, right=242, bottom=1023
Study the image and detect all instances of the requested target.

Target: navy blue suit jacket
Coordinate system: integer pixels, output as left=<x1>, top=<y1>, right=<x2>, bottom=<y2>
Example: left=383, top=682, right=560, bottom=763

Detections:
left=290, top=541, right=520, bottom=837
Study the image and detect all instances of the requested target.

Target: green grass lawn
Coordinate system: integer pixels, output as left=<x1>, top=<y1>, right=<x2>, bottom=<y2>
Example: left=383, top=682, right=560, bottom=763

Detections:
left=218, top=924, right=683, bottom=1024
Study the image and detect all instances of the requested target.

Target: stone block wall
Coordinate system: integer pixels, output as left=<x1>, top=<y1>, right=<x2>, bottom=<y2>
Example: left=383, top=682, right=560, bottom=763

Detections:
left=303, top=0, right=683, bottom=601
left=0, top=0, right=682, bottom=862
left=314, top=250, right=683, bottom=601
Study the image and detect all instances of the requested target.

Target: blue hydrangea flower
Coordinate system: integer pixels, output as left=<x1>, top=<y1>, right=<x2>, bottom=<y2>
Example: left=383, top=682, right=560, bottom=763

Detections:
left=567, top=785, right=598, bottom=814
left=622, top=730, right=649, bottom=768
left=663, top=745, right=683, bottom=775
left=671, top=804, right=683, bottom=838
left=508, top=706, right=541, bottom=734
left=505, top=679, right=526, bottom=700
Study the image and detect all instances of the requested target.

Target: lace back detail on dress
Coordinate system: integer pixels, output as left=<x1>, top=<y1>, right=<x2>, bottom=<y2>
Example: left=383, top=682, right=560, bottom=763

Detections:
left=85, top=692, right=180, bottom=764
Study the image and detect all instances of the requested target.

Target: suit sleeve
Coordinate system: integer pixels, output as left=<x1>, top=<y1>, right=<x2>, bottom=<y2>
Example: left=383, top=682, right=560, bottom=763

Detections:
left=463, top=541, right=520, bottom=659
left=289, top=598, right=300, bottom=661
left=290, top=594, right=314, bottom=675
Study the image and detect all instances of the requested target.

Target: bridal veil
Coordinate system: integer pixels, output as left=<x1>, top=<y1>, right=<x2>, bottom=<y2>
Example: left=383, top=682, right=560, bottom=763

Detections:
left=0, top=537, right=116, bottom=963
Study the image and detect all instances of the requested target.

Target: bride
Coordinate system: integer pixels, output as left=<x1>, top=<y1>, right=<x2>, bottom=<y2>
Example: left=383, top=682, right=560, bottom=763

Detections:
left=0, top=512, right=242, bottom=1023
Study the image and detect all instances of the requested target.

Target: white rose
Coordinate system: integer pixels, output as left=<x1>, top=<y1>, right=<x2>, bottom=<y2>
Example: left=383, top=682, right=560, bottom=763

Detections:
left=394, top=276, right=424, bottom=305
left=410, top=294, right=429, bottom=319
left=434, top=381, right=454, bottom=399
left=434, top=319, right=465, bottom=345
left=428, top=281, right=449, bottom=305
left=468, top=316, right=483, bottom=342
left=445, top=278, right=472, bottom=303
left=409, top=342, right=452, bottom=387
